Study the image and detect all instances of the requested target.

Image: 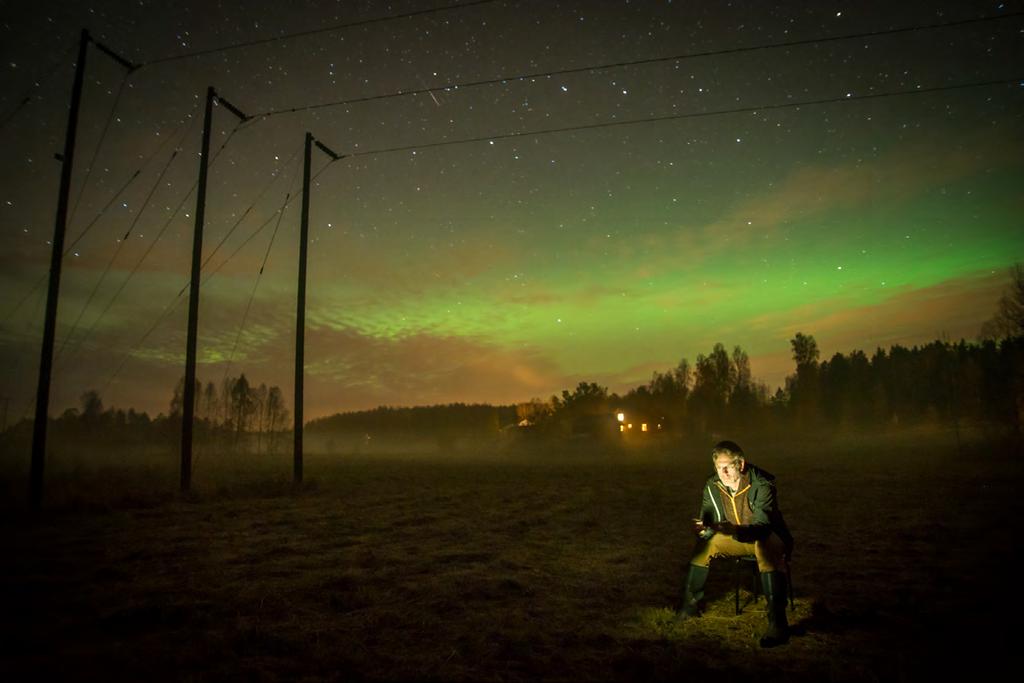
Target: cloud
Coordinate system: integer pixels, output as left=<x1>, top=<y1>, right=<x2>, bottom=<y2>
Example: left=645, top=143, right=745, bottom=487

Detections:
left=670, top=127, right=1022, bottom=266
left=745, top=269, right=1007, bottom=389
left=306, top=231, right=522, bottom=296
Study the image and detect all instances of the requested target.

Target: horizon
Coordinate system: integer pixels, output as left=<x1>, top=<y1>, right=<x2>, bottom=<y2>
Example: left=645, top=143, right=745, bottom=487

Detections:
left=7, top=328, right=1013, bottom=423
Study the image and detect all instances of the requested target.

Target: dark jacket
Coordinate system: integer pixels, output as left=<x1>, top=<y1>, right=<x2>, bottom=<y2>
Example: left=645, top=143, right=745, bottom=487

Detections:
left=697, top=463, right=793, bottom=552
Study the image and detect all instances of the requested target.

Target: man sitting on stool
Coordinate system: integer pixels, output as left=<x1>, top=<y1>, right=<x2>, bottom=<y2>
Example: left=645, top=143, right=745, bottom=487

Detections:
left=678, top=440, right=794, bottom=648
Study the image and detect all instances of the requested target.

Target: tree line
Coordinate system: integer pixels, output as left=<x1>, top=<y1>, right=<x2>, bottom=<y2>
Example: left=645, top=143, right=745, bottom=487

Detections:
left=306, top=403, right=516, bottom=452
left=170, top=374, right=289, bottom=453
left=0, top=374, right=289, bottom=455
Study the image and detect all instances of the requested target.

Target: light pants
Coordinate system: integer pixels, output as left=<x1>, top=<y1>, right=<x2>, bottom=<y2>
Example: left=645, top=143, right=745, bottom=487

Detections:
left=690, top=531, right=788, bottom=573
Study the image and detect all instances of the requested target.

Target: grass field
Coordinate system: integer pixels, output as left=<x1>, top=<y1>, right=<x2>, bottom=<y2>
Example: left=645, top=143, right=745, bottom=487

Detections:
left=2, top=428, right=1021, bottom=681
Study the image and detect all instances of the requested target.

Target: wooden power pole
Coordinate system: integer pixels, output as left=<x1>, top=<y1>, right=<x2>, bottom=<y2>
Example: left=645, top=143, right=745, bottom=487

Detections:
left=294, top=132, right=340, bottom=485
left=180, top=86, right=247, bottom=494
left=30, top=29, right=133, bottom=511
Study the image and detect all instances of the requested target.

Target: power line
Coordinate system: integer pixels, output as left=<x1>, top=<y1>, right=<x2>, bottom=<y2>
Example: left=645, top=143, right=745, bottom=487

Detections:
left=201, top=157, right=335, bottom=285
left=344, top=76, right=1024, bottom=158
left=222, top=190, right=293, bottom=384
left=261, top=157, right=307, bottom=277
left=54, top=115, right=240, bottom=378
left=198, top=143, right=303, bottom=275
left=1, top=169, right=140, bottom=326
left=75, top=119, right=244, bottom=349
left=66, top=101, right=199, bottom=249
left=99, top=129, right=314, bottom=393
left=55, top=145, right=184, bottom=366
left=250, top=11, right=1024, bottom=119
left=0, top=97, right=32, bottom=130
left=201, top=206, right=289, bottom=287
left=102, top=155, right=330, bottom=392
left=0, top=104, right=199, bottom=328
left=139, top=0, right=505, bottom=67
left=102, top=292, right=186, bottom=397
left=0, top=42, right=77, bottom=134
left=69, top=73, right=132, bottom=225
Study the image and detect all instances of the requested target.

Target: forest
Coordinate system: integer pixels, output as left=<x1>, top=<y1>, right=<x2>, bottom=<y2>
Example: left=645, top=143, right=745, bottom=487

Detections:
left=3, top=332, right=1020, bottom=457
left=1, top=373, right=289, bottom=455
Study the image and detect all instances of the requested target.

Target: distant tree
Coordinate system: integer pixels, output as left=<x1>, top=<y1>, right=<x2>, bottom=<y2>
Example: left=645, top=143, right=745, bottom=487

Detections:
left=846, top=349, right=874, bottom=424
left=887, top=344, right=921, bottom=424
left=980, top=263, right=1024, bottom=340
left=559, top=382, right=609, bottom=413
left=638, top=357, right=690, bottom=431
left=554, top=382, right=611, bottom=435
left=690, top=343, right=733, bottom=432
left=728, top=345, right=760, bottom=423
left=648, top=358, right=692, bottom=399
left=770, top=386, right=789, bottom=421
left=264, top=386, right=288, bottom=453
left=869, top=347, right=892, bottom=422
left=791, top=332, right=820, bottom=368
left=788, top=332, right=821, bottom=427
left=230, top=374, right=256, bottom=446
left=819, top=351, right=847, bottom=424
left=254, top=382, right=268, bottom=452
left=201, top=381, right=218, bottom=424
left=80, top=390, right=104, bottom=428
left=731, top=346, right=751, bottom=389
left=169, top=377, right=185, bottom=417
left=169, top=377, right=200, bottom=419
left=516, top=398, right=555, bottom=425
left=126, top=408, right=151, bottom=443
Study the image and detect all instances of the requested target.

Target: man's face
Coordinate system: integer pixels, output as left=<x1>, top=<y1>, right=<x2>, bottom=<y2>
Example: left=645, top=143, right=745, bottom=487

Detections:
left=714, top=454, right=745, bottom=489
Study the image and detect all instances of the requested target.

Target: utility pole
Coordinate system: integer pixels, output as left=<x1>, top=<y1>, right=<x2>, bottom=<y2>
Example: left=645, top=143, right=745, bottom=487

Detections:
left=30, top=29, right=133, bottom=512
left=181, top=86, right=247, bottom=494
left=294, top=132, right=340, bottom=485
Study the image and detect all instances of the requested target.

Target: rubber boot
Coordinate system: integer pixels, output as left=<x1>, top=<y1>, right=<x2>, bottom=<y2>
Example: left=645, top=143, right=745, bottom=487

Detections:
left=676, top=564, right=709, bottom=622
left=759, top=570, right=790, bottom=647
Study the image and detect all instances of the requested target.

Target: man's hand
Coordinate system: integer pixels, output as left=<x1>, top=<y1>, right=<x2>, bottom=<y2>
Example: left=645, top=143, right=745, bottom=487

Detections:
left=711, top=520, right=736, bottom=536
left=693, top=519, right=716, bottom=539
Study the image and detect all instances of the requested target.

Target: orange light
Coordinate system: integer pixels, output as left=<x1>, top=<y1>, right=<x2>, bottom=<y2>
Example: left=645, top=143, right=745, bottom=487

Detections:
left=616, top=412, right=625, bottom=422
left=641, top=423, right=648, bottom=432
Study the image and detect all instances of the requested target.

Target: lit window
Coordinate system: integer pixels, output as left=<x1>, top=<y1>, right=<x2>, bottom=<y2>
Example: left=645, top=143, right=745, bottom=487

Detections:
left=619, top=425, right=625, bottom=433
left=616, top=412, right=625, bottom=422
left=641, top=423, right=648, bottom=432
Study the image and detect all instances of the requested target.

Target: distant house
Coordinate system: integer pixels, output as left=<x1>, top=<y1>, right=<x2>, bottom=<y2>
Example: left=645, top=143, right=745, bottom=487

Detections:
left=614, top=410, right=665, bottom=436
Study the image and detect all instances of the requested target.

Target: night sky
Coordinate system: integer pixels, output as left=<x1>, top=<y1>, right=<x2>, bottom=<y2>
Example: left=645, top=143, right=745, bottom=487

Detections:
left=1, top=0, right=1021, bottom=420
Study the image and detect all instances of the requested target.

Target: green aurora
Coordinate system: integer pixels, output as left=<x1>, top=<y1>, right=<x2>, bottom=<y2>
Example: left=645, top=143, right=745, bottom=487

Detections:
left=1, top=1, right=1021, bottom=417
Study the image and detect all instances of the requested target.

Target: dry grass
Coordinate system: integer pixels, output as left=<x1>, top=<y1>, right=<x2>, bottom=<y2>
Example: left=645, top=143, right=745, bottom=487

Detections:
left=2, top=428, right=1020, bottom=681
